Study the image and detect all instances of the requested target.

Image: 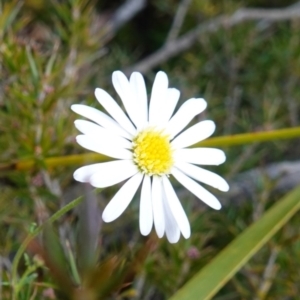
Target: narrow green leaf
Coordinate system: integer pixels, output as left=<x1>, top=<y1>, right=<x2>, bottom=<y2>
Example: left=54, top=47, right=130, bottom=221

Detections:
left=11, top=194, right=86, bottom=294
left=169, top=185, right=300, bottom=300
left=0, top=1, right=22, bottom=34
left=45, top=42, right=59, bottom=76
left=42, top=224, right=72, bottom=281
left=25, top=45, right=39, bottom=83
left=66, top=240, right=81, bottom=285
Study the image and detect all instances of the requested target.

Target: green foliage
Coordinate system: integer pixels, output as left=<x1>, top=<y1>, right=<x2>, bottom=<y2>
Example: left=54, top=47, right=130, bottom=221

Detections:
left=170, top=185, right=300, bottom=299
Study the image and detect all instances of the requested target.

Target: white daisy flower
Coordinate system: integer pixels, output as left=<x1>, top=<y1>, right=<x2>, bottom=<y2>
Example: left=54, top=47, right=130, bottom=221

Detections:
left=71, top=71, right=229, bottom=243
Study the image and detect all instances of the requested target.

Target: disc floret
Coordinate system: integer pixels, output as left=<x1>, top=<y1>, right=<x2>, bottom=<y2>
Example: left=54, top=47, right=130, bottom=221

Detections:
left=132, top=127, right=174, bottom=176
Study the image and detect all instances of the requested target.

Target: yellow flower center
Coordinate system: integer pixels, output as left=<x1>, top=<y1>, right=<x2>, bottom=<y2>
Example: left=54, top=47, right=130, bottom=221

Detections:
left=132, top=127, right=174, bottom=176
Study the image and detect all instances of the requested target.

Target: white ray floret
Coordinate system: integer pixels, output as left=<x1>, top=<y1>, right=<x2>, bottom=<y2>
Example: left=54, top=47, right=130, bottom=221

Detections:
left=175, top=161, right=229, bottom=192
left=74, top=160, right=136, bottom=183
left=149, top=71, right=169, bottom=126
left=163, top=194, right=181, bottom=243
left=102, top=173, right=144, bottom=222
left=71, top=104, right=131, bottom=139
left=72, top=70, right=229, bottom=243
left=129, top=72, right=148, bottom=127
left=113, top=71, right=142, bottom=129
left=162, top=176, right=191, bottom=239
left=152, top=176, right=165, bottom=238
left=166, top=98, right=207, bottom=138
left=76, top=135, right=132, bottom=160
left=95, top=88, right=136, bottom=135
left=171, top=120, right=216, bottom=149
left=139, top=176, right=153, bottom=236
left=173, top=148, right=226, bottom=165
left=158, top=88, right=180, bottom=126
left=171, top=168, right=222, bottom=210
left=74, top=120, right=132, bottom=149
left=89, top=160, right=138, bottom=188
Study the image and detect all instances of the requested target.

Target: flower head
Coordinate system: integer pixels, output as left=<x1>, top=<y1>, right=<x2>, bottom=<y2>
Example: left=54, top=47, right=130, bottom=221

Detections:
left=72, top=71, right=229, bottom=243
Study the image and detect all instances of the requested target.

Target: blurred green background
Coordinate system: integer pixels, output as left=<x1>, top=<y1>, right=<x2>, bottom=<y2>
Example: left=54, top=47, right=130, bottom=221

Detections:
left=1, top=0, right=300, bottom=299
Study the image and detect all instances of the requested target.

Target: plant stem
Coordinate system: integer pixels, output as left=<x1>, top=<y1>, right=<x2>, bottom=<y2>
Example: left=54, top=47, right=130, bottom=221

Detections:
left=2, top=126, right=299, bottom=172
left=11, top=195, right=84, bottom=299
left=198, top=126, right=300, bottom=147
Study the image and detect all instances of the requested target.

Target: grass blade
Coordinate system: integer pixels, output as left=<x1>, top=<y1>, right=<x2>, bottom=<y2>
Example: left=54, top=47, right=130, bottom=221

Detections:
left=169, top=185, right=300, bottom=300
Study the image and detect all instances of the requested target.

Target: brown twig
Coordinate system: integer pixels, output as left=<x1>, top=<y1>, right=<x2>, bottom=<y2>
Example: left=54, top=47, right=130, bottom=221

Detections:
left=107, top=0, right=147, bottom=35
left=165, top=0, right=193, bottom=45
left=125, top=2, right=300, bottom=74
left=254, top=247, right=279, bottom=300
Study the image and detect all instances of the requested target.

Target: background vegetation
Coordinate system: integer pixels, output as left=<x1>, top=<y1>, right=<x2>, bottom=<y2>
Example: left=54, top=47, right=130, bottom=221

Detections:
left=1, top=0, right=300, bottom=299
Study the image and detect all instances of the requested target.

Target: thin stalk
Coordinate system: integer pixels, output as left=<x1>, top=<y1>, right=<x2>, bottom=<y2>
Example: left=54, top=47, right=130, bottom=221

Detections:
left=198, top=126, right=300, bottom=147
left=2, top=126, right=300, bottom=172
left=11, top=195, right=85, bottom=299
left=66, top=240, right=81, bottom=285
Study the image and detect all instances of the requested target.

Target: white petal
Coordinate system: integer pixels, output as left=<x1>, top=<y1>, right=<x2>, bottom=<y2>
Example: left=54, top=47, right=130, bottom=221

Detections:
left=112, top=71, right=143, bottom=129
left=175, top=162, right=229, bottom=192
left=71, top=104, right=131, bottom=139
left=89, top=160, right=138, bottom=188
left=139, top=176, right=153, bottom=236
left=102, top=173, right=143, bottom=222
left=74, top=120, right=132, bottom=149
left=171, top=120, right=215, bottom=149
left=149, top=71, right=168, bottom=126
left=74, top=163, right=103, bottom=182
left=166, top=98, right=207, bottom=138
left=162, top=176, right=191, bottom=239
left=95, top=88, right=136, bottom=136
left=159, top=88, right=180, bottom=125
left=152, top=176, right=165, bottom=238
left=162, top=194, right=180, bottom=244
left=130, top=72, right=148, bottom=128
left=76, top=135, right=132, bottom=159
left=74, top=160, right=137, bottom=185
left=171, top=168, right=222, bottom=210
left=174, top=148, right=226, bottom=165
left=152, top=88, right=180, bottom=128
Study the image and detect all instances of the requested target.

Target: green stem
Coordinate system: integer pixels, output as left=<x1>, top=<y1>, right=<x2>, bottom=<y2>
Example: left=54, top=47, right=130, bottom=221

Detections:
left=2, top=126, right=300, bottom=172
left=11, top=195, right=84, bottom=299
left=198, top=126, right=300, bottom=147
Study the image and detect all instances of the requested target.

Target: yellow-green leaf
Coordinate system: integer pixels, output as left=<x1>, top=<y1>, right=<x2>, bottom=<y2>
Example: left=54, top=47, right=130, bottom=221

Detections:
left=170, top=185, right=300, bottom=300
